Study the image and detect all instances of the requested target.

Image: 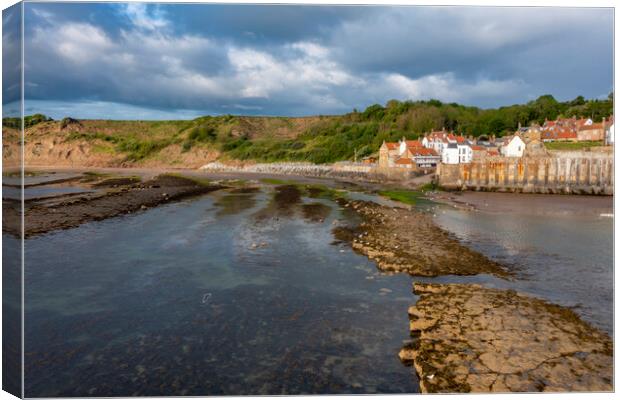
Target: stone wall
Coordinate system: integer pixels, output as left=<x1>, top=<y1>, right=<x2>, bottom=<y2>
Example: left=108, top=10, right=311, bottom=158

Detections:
left=200, top=161, right=423, bottom=182
left=437, top=154, right=614, bottom=195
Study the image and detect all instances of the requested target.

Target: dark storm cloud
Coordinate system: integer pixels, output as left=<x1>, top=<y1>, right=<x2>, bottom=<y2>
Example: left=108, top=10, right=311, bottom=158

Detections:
left=18, top=3, right=613, bottom=119
left=3, top=3, right=22, bottom=115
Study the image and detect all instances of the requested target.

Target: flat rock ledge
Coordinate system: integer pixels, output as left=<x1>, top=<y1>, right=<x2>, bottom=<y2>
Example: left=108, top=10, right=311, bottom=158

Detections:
left=333, top=200, right=510, bottom=278
left=399, top=283, right=613, bottom=393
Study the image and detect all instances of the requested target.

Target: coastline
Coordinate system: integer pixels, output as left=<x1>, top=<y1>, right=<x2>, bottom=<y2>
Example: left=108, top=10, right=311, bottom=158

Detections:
left=4, top=167, right=614, bottom=393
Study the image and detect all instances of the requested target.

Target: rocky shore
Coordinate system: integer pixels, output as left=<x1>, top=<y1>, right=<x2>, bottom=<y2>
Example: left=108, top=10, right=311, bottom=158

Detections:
left=3, top=174, right=224, bottom=237
left=399, top=283, right=613, bottom=393
left=333, top=199, right=510, bottom=278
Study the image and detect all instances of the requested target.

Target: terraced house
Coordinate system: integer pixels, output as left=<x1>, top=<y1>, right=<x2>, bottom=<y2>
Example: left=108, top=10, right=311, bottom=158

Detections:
left=540, top=116, right=611, bottom=142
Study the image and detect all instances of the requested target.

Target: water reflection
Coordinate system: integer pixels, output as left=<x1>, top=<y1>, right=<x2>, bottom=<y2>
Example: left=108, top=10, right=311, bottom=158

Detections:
left=24, top=186, right=418, bottom=397
left=427, top=204, right=613, bottom=334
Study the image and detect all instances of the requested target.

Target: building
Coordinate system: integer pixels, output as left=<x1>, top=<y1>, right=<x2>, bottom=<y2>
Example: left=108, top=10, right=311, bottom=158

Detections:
left=408, top=147, right=441, bottom=168
left=605, top=116, right=614, bottom=145
left=500, top=135, right=526, bottom=157
left=541, top=127, right=577, bottom=142
left=441, top=142, right=459, bottom=164
left=379, top=141, right=399, bottom=168
left=422, top=130, right=473, bottom=164
left=540, top=116, right=610, bottom=142
left=519, top=124, right=542, bottom=142
left=379, top=137, right=439, bottom=169
left=471, top=145, right=500, bottom=161
left=455, top=136, right=473, bottom=163
left=577, top=121, right=605, bottom=141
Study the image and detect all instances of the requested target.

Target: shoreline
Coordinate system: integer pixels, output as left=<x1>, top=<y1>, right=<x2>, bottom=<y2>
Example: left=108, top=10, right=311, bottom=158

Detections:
left=3, top=167, right=613, bottom=393
left=3, top=173, right=225, bottom=237
left=334, top=192, right=613, bottom=393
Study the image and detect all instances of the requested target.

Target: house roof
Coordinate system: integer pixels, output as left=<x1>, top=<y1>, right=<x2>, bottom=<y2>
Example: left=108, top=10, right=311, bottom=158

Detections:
left=471, top=145, right=485, bottom=151
left=404, top=140, right=424, bottom=148
left=578, top=122, right=603, bottom=131
left=384, top=142, right=399, bottom=150
left=395, top=157, right=414, bottom=165
left=410, top=147, right=439, bottom=157
left=541, top=128, right=577, bottom=139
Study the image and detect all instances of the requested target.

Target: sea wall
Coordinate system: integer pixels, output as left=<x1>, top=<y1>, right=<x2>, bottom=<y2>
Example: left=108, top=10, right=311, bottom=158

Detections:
left=200, top=161, right=423, bottom=182
left=437, top=154, right=614, bottom=195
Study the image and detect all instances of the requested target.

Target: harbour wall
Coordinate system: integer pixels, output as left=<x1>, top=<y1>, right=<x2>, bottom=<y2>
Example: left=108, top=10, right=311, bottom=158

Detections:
left=200, top=161, right=424, bottom=182
left=437, top=154, right=614, bottom=195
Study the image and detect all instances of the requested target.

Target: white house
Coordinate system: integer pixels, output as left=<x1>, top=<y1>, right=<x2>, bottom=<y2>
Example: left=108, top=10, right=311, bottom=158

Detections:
left=441, top=143, right=460, bottom=164
left=605, top=117, right=614, bottom=145
left=457, top=142, right=473, bottom=163
left=500, top=135, right=526, bottom=157
left=606, top=123, right=614, bottom=145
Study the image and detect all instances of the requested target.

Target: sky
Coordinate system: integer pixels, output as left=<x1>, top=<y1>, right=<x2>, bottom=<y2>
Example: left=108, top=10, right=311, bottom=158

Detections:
left=2, top=3, right=614, bottom=119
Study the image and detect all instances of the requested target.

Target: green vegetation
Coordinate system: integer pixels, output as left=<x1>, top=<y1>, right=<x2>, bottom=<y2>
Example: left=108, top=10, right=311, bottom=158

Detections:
left=378, top=189, right=426, bottom=205
left=2, top=114, right=53, bottom=129
left=544, top=141, right=605, bottom=151
left=378, top=182, right=436, bottom=205
left=259, top=178, right=296, bottom=185
left=11, top=93, right=613, bottom=164
left=217, top=94, right=613, bottom=163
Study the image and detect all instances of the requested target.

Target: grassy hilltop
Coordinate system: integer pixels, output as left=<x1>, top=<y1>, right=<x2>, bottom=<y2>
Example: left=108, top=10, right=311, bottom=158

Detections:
left=4, top=94, right=613, bottom=166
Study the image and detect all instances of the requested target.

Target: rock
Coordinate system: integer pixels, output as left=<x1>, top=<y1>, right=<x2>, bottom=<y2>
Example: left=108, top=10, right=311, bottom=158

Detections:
left=331, top=200, right=509, bottom=278
left=402, top=283, right=612, bottom=393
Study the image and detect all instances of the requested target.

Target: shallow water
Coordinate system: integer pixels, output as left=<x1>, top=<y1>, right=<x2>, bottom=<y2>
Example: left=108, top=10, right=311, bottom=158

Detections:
left=425, top=203, right=613, bottom=334
left=23, top=186, right=419, bottom=397
left=18, top=181, right=614, bottom=396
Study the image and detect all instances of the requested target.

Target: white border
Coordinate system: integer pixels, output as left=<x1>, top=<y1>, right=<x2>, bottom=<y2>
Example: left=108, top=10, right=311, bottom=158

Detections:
left=0, top=1, right=616, bottom=400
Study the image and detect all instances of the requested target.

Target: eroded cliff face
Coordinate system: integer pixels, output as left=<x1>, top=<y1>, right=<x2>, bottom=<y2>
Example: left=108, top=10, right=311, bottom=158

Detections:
left=4, top=121, right=221, bottom=168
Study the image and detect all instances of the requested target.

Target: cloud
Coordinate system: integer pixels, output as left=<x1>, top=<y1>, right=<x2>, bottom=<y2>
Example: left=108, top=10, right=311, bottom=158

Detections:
left=383, top=72, right=524, bottom=104
left=121, top=3, right=168, bottom=31
left=3, top=3, right=22, bottom=110
left=20, top=4, right=613, bottom=118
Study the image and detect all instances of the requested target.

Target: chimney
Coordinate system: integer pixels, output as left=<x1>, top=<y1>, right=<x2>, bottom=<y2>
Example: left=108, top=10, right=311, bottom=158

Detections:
left=518, top=122, right=522, bottom=129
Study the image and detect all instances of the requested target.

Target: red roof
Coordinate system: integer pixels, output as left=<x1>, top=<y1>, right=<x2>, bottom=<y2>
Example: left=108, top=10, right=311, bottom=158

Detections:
left=471, top=145, right=485, bottom=151
left=487, top=149, right=499, bottom=156
left=410, top=148, right=438, bottom=157
left=395, top=157, right=414, bottom=165
left=455, top=136, right=467, bottom=144
left=404, top=140, right=423, bottom=148
left=578, top=123, right=603, bottom=131
left=384, top=142, right=398, bottom=150
left=541, top=128, right=577, bottom=140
